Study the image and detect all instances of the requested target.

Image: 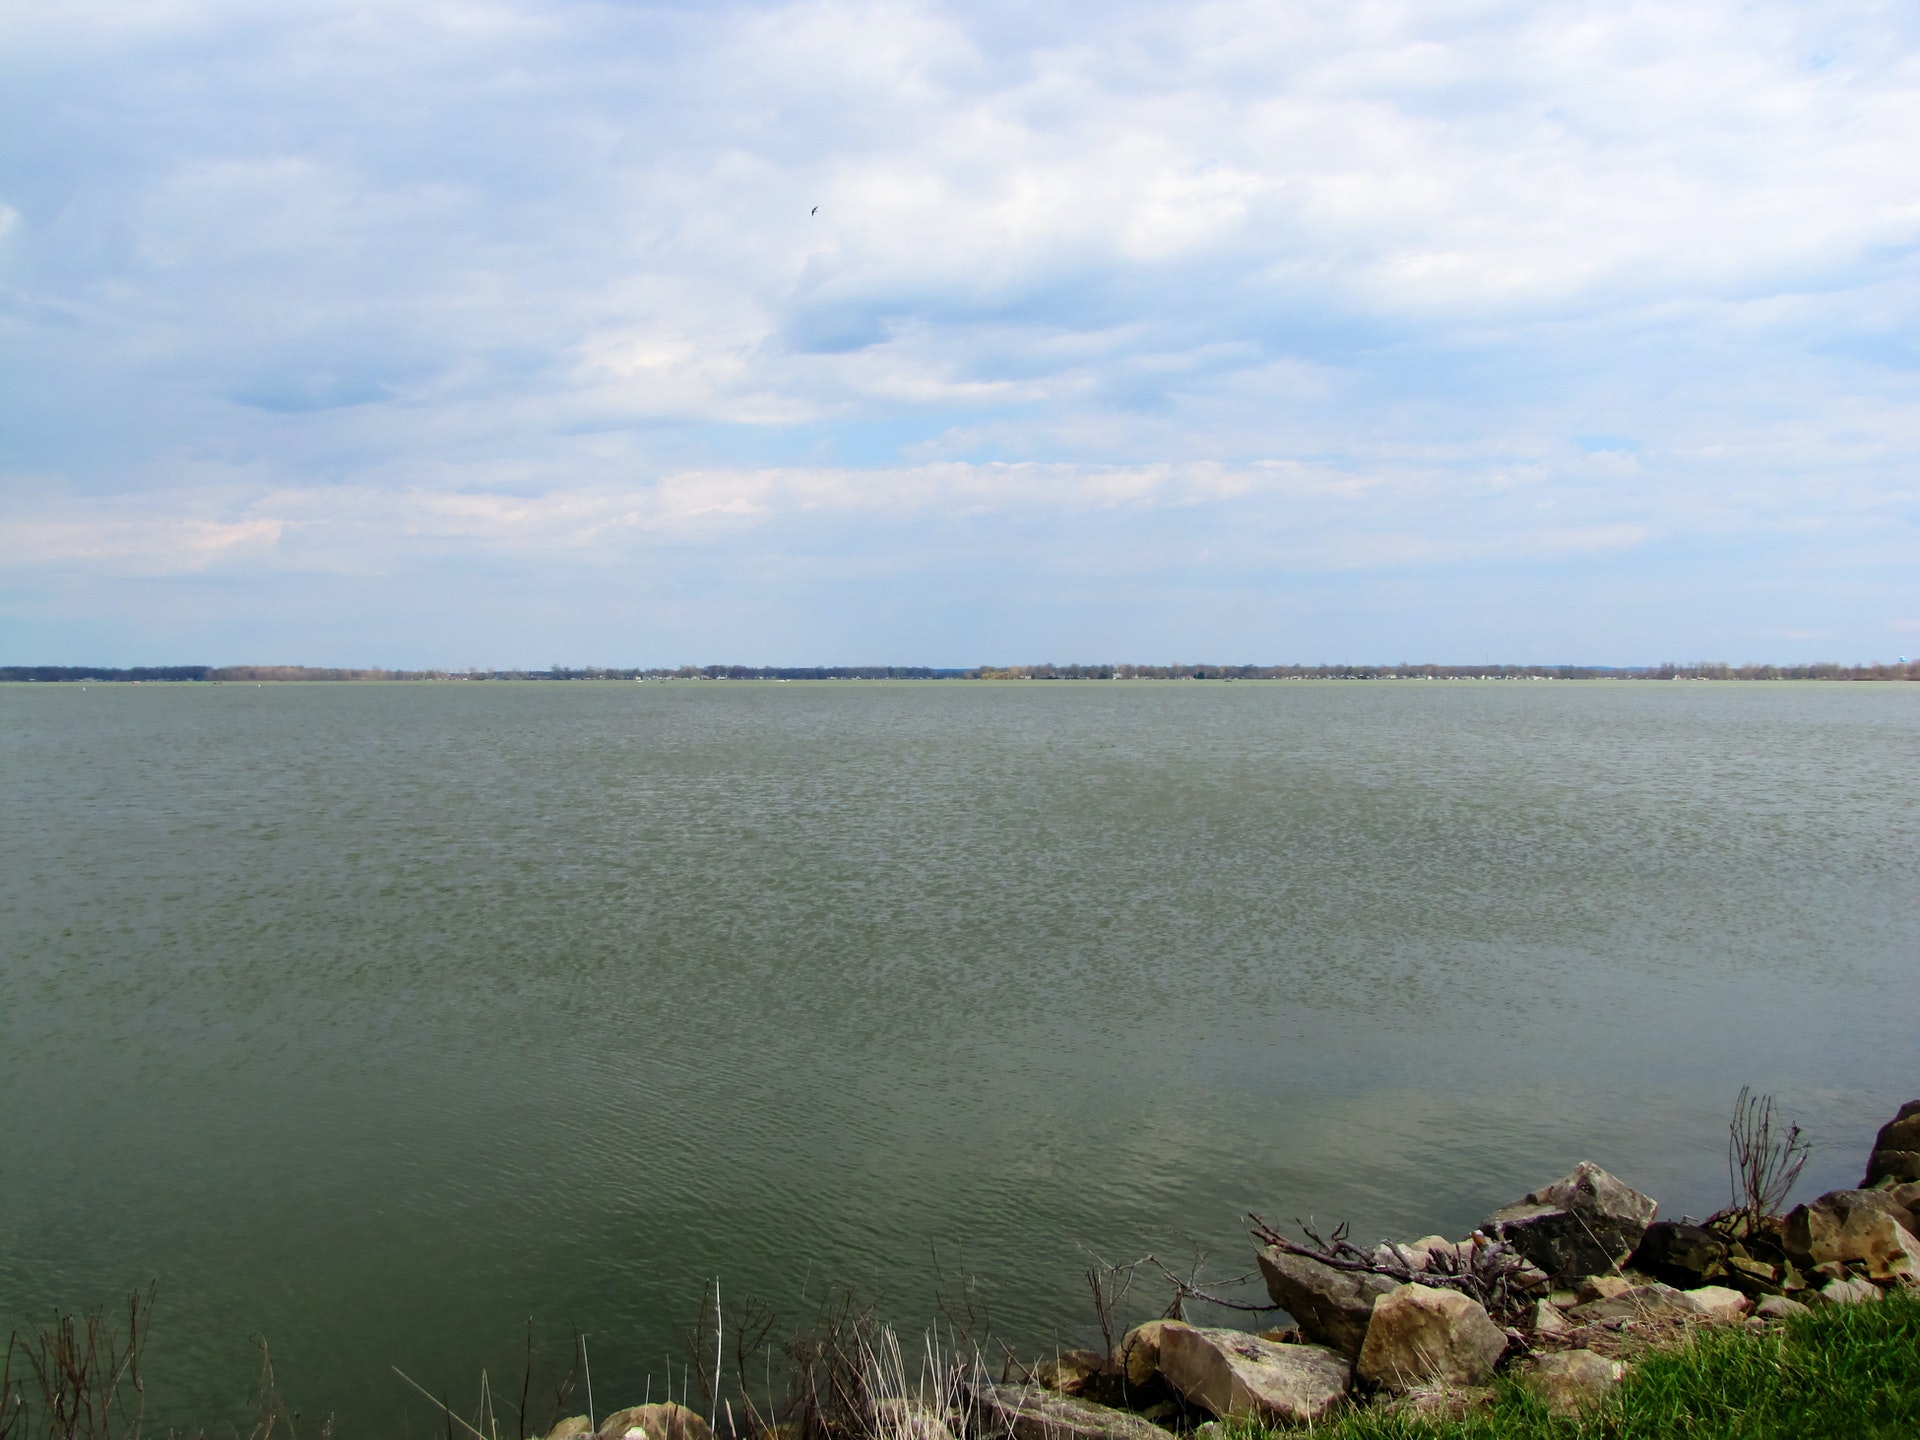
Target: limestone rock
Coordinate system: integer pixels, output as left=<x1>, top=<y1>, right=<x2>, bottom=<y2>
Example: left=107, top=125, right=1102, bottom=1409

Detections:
left=1354, top=1284, right=1508, bottom=1393
left=1816, top=1276, right=1880, bottom=1306
left=968, top=1386, right=1172, bottom=1440
left=1863, top=1101, right=1920, bottom=1186
left=1566, top=1282, right=1705, bottom=1325
left=1783, top=1190, right=1920, bottom=1279
left=1485, top=1163, right=1657, bottom=1283
left=1522, top=1351, right=1624, bottom=1416
left=1257, top=1248, right=1397, bottom=1356
left=597, top=1404, right=712, bottom=1440
left=546, top=1420, right=593, bottom=1440
left=1530, top=1300, right=1570, bottom=1336
left=1752, top=1295, right=1811, bottom=1321
left=1574, top=1275, right=1633, bottom=1303
left=1881, top=1180, right=1920, bottom=1216
left=1631, top=1222, right=1728, bottom=1287
left=1155, top=1326, right=1350, bottom=1425
left=1723, top=1254, right=1781, bottom=1286
left=1032, top=1351, right=1106, bottom=1398
left=1114, top=1322, right=1183, bottom=1389
left=1400, top=1235, right=1470, bottom=1272
left=1685, top=1286, right=1751, bottom=1322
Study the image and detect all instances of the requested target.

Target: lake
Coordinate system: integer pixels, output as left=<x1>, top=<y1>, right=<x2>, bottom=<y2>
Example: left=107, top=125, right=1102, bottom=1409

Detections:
left=2, top=679, right=1916, bottom=1434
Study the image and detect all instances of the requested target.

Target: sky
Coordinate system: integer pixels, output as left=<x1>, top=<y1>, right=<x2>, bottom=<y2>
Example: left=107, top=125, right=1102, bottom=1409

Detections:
left=2, top=0, right=1917, bottom=667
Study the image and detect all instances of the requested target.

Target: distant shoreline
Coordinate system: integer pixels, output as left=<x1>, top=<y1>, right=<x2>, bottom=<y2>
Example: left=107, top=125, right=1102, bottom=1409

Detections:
left=5, top=662, right=1918, bottom=684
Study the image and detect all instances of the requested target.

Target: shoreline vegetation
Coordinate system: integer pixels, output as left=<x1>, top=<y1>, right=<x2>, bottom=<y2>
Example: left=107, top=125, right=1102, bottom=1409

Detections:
left=7, top=1097, right=1919, bottom=1440
left=5, top=661, right=1920, bottom=684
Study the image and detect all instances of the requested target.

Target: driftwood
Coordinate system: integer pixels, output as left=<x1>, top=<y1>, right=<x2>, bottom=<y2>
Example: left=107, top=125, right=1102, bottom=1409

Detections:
left=1248, top=1214, right=1541, bottom=1326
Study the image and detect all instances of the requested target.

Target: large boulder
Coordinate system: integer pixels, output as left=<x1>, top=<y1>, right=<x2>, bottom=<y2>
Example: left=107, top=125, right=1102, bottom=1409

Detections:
left=1863, top=1101, right=1920, bottom=1187
left=1630, top=1221, right=1728, bottom=1288
left=597, top=1404, right=712, bottom=1440
left=1353, top=1284, right=1508, bottom=1393
left=1485, top=1163, right=1657, bottom=1283
left=966, top=1386, right=1173, bottom=1440
left=1155, top=1326, right=1349, bottom=1426
left=1783, top=1190, right=1920, bottom=1280
left=1521, top=1352, right=1624, bottom=1416
left=1256, top=1248, right=1397, bottom=1356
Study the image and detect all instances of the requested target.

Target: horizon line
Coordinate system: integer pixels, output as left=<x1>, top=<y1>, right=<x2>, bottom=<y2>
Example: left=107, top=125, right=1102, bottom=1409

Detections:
left=6, top=661, right=1919, bottom=684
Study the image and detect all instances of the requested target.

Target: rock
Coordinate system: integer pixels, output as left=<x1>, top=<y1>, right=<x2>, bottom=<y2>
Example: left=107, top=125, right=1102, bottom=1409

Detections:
left=1724, top=1255, right=1780, bottom=1283
left=1685, top=1286, right=1751, bottom=1322
left=1485, top=1163, right=1658, bottom=1283
left=1155, top=1326, right=1350, bottom=1425
left=1372, top=1236, right=1473, bottom=1275
left=1032, top=1351, right=1106, bottom=1398
left=1114, top=1321, right=1182, bottom=1389
left=546, top=1420, right=594, bottom=1440
left=1400, top=1235, right=1470, bottom=1272
left=1631, top=1222, right=1728, bottom=1287
left=597, top=1404, right=712, bottom=1440
left=1354, top=1284, right=1508, bottom=1393
left=1862, top=1101, right=1920, bottom=1186
left=1816, top=1276, right=1880, bottom=1306
left=1257, top=1248, right=1398, bottom=1356
left=1752, top=1295, right=1811, bottom=1321
left=1521, top=1351, right=1624, bottom=1416
left=1783, top=1190, right=1920, bottom=1279
left=1530, top=1299, right=1570, bottom=1336
left=966, top=1385, right=1174, bottom=1440
left=1511, top=1263, right=1553, bottom=1292
left=1566, top=1282, right=1705, bottom=1325
left=1882, top=1180, right=1920, bottom=1214
left=1575, top=1275, right=1633, bottom=1303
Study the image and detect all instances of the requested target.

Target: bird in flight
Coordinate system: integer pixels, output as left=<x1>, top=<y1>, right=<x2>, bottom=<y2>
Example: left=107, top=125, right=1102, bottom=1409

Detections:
left=811, top=206, right=818, bottom=215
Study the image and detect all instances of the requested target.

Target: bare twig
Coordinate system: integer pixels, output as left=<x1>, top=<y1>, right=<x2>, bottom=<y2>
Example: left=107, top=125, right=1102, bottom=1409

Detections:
left=393, top=1368, right=489, bottom=1440
left=1725, top=1087, right=1809, bottom=1230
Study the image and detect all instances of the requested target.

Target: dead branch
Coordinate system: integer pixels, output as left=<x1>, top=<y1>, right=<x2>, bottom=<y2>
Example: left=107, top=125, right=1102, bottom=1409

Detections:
left=1725, top=1087, right=1809, bottom=1231
left=1248, top=1213, right=1539, bottom=1324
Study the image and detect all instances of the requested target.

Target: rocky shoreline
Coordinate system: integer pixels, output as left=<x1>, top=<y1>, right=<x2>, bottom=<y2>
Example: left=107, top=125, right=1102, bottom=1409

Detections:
left=540, top=1100, right=1920, bottom=1440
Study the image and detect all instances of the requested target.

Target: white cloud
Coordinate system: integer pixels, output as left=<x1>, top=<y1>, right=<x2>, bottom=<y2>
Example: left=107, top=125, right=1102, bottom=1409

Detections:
left=1, top=0, right=1917, bottom=658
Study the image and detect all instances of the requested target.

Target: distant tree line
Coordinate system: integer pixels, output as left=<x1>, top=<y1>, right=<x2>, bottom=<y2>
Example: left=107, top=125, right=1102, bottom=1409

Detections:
left=5, top=660, right=1918, bottom=683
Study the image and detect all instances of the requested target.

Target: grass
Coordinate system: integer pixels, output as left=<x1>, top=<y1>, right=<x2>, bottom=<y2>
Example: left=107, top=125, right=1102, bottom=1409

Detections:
left=1220, top=1291, right=1920, bottom=1440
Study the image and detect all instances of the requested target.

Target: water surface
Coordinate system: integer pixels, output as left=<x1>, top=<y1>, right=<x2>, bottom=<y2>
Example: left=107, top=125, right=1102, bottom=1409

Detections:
left=2, top=680, right=1916, bottom=1433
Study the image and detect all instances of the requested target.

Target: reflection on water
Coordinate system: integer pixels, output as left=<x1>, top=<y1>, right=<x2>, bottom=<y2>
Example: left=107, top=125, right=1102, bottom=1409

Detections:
left=2, top=681, right=1916, bottom=1433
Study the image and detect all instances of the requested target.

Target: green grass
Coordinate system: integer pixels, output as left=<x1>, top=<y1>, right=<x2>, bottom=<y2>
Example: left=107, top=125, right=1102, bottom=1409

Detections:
left=1228, top=1291, right=1920, bottom=1439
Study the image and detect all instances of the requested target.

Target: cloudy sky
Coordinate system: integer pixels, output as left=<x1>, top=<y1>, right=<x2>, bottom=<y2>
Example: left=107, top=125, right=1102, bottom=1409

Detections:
left=3, top=0, right=1917, bottom=666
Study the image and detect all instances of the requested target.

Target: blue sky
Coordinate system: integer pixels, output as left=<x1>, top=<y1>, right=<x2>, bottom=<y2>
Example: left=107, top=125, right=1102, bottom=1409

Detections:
left=3, top=0, right=1917, bottom=666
